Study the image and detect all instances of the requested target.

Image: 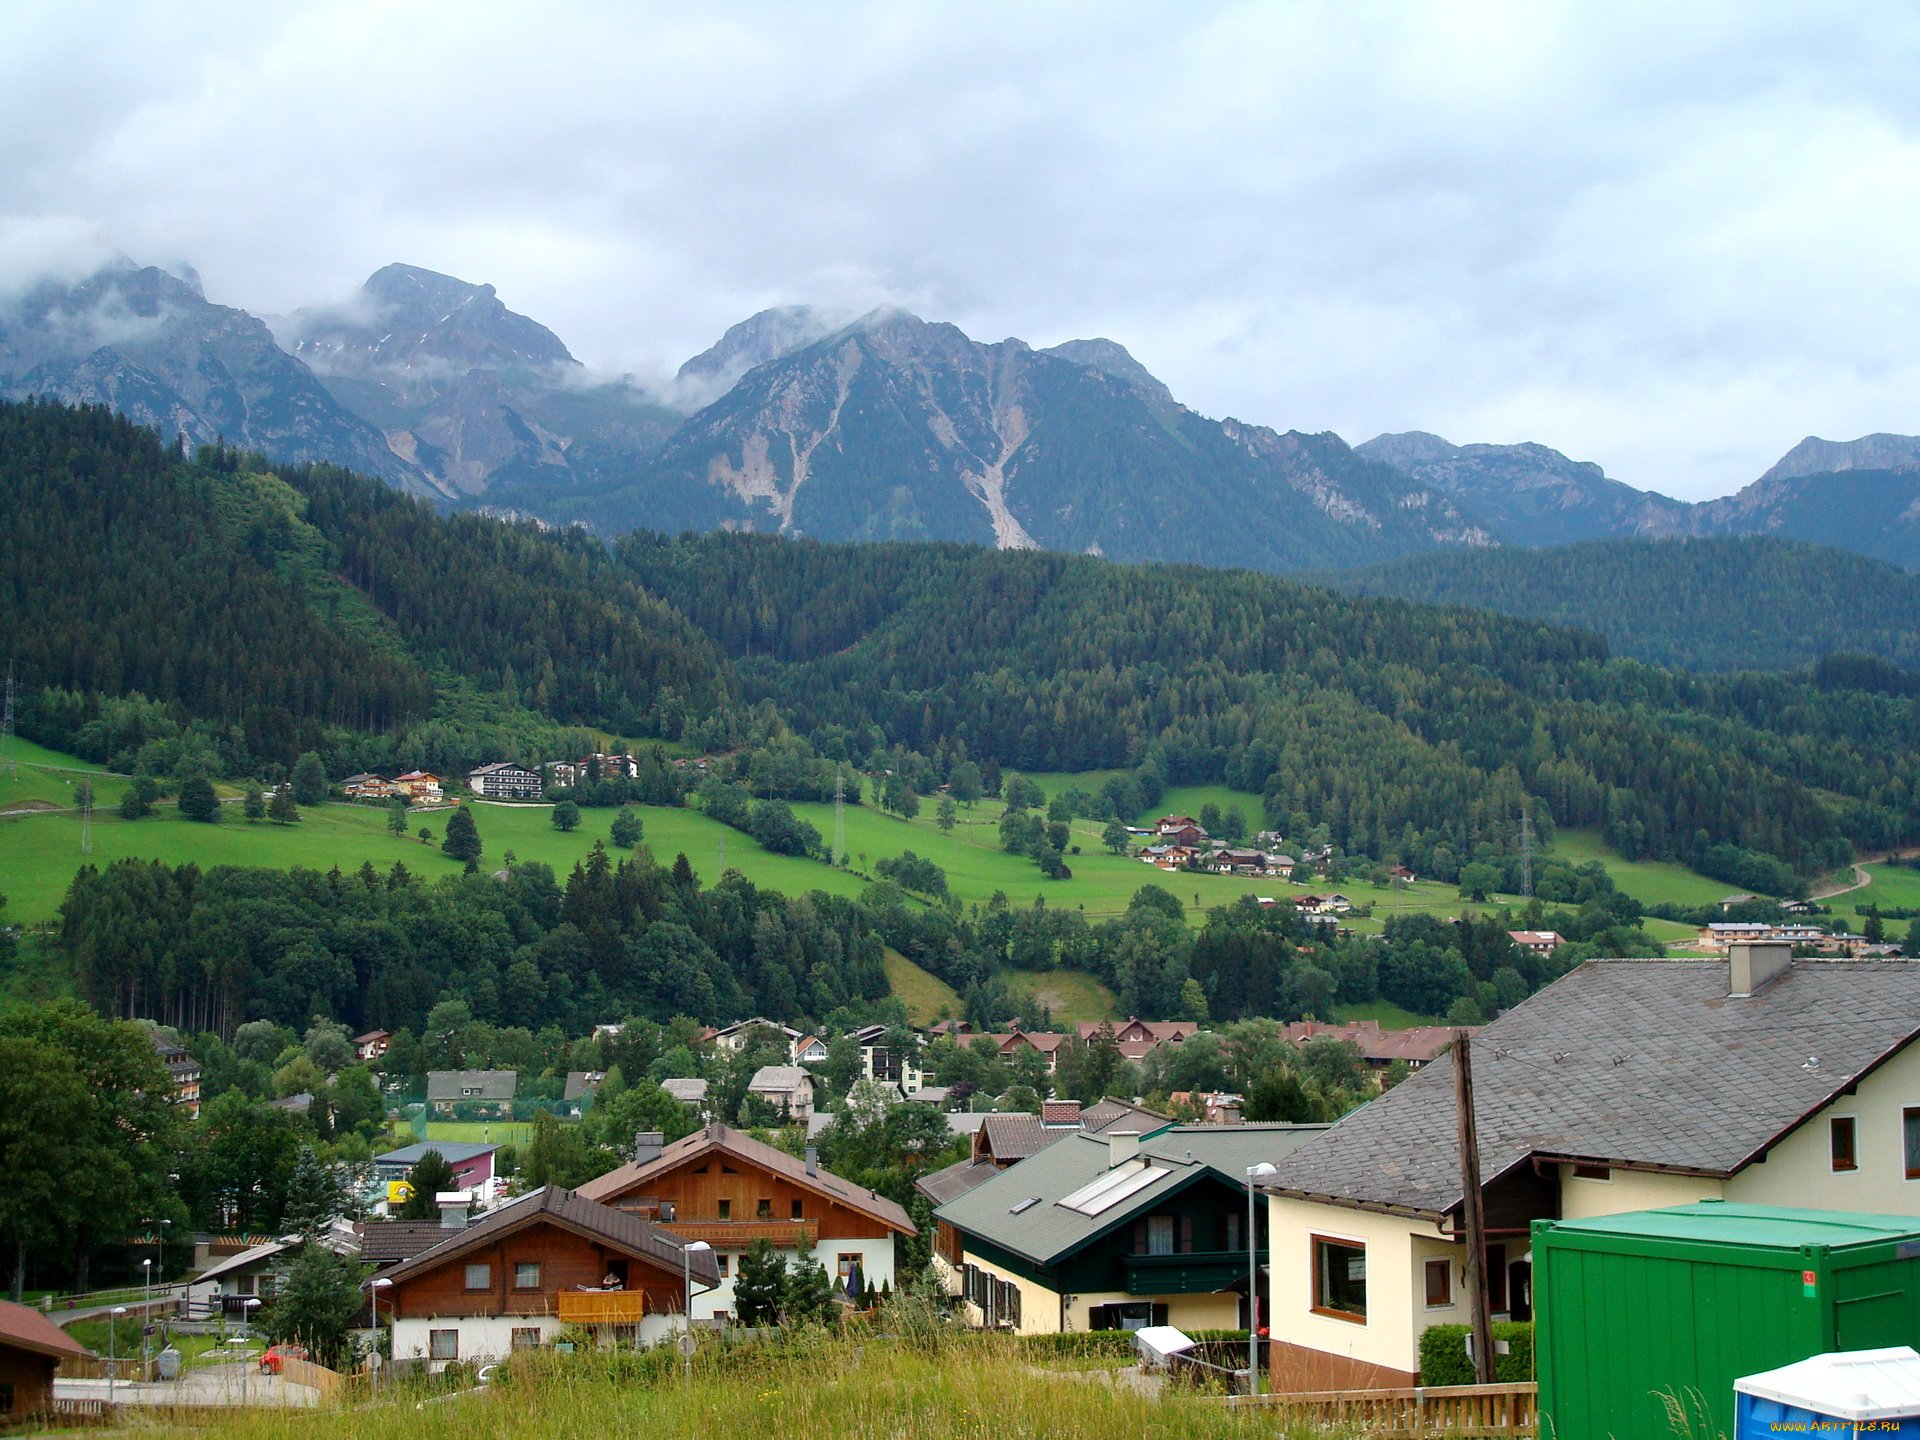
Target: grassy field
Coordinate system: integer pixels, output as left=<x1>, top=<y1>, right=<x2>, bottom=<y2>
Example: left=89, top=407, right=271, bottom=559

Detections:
left=1330, top=999, right=1439, bottom=1027
left=881, top=949, right=962, bottom=1026
left=1002, top=968, right=1121, bottom=1025
left=0, top=736, right=134, bottom=816
left=1841, top=862, right=1920, bottom=916
left=422, top=1121, right=534, bottom=1145
left=1547, top=829, right=1740, bottom=907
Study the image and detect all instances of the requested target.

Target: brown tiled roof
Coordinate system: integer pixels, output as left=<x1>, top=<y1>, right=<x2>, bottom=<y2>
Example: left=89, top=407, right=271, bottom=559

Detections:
left=574, top=1123, right=914, bottom=1235
left=0, top=1300, right=94, bottom=1361
left=975, top=1099, right=1170, bottom=1163
left=1267, top=960, right=1920, bottom=1217
left=356, top=1221, right=455, bottom=1264
left=378, top=1186, right=716, bottom=1286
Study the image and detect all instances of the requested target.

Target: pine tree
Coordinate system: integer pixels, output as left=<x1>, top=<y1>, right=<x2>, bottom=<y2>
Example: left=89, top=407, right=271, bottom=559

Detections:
left=262, top=1242, right=367, bottom=1371
left=610, top=806, right=642, bottom=848
left=243, top=786, right=267, bottom=822
left=386, top=797, right=409, bottom=837
left=269, top=787, right=300, bottom=825
left=282, top=1145, right=347, bottom=1236
left=178, top=777, right=220, bottom=823
left=291, top=753, right=330, bottom=806
left=733, top=1239, right=788, bottom=1326
left=442, top=807, right=483, bottom=865
left=397, top=1149, right=455, bottom=1220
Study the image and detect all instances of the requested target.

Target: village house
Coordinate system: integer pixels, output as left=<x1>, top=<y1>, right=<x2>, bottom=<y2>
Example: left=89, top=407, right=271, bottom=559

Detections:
left=0, top=1300, right=94, bottom=1416
left=426, top=1070, right=517, bottom=1117
left=1280, top=1020, right=1463, bottom=1085
left=341, top=772, right=397, bottom=800
left=933, top=1122, right=1326, bottom=1334
left=1507, top=930, right=1563, bottom=959
left=707, top=1018, right=807, bottom=1055
left=849, top=1024, right=928, bottom=1093
left=375, top=1141, right=503, bottom=1195
left=961, top=1099, right=1170, bottom=1170
left=792, top=1035, right=830, bottom=1065
left=376, top=1185, right=717, bottom=1366
left=393, top=770, right=444, bottom=803
left=562, top=1072, right=605, bottom=1114
left=545, top=754, right=640, bottom=787
left=746, top=1065, right=815, bottom=1120
left=660, top=1078, right=710, bottom=1115
left=576, top=1125, right=915, bottom=1319
left=354, top=1029, right=392, bottom=1062
left=467, top=762, right=544, bottom=800
left=151, top=1030, right=202, bottom=1117
left=188, top=1219, right=362, bottom=1316
left=1258, top=946, right=1920, bottom=1390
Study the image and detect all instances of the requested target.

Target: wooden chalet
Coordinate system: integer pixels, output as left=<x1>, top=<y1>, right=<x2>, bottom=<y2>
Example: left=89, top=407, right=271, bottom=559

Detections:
left=0, top=1300, right=93, bottom=1417
left=377, top=1186, right=715, bottom=1367
left=575, top=1123, right=914, bottom=1319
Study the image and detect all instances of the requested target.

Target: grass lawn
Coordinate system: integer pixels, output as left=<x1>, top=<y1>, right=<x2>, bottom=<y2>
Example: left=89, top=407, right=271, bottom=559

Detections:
left=0, top=736, right=134, bottom=816
left=423, top=1121, right=534, bottom=1145
left=1001, top=968, right=1121, bottom=1024
left=1331, top=999, right=1439, bottom=1027
left=1841, top=863, right=1920, bottom=916
left=881, top=948, right=961, bottom=1026
left=1548, top=828, right=1740, bottom=907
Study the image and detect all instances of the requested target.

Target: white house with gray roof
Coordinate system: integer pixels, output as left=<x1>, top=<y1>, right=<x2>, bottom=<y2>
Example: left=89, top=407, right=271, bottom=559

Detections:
left=1257, top=947, right=1920, bottom=1390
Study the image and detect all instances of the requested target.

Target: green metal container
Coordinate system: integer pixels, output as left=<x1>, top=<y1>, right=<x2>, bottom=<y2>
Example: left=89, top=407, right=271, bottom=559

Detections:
left=1534, top=1203, right=1920, bottom=1440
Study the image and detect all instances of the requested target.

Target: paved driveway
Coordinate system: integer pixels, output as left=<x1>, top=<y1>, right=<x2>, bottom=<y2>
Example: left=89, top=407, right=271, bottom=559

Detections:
left=55, top=1361, right=320, bottom=1408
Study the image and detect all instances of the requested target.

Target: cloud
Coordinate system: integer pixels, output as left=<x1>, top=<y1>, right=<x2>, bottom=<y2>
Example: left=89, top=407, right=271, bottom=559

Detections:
left=3, top=0, right=1920, bottom=497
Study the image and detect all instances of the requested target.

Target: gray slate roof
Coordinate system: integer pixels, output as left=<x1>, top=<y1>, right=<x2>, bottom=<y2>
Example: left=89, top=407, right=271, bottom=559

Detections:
left=376, top=1140, right=502, bottom=1166
left=748, top=1065, right=811, bottom=1092
left=915, top=1157, right=1002, bottom=1207
left=1266, top=959, right=1920, bottom=1217
left=938, top=1124, right=1328, bottom=1267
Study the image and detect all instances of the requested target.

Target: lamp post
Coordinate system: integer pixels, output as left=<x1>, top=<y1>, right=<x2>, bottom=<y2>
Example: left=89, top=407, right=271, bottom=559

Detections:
left=680, top=1242, right=712, bottom=1382
left=109, top=1306, right=127, bottom=1404
left=1245, top=1162, right=1277, bottom=1397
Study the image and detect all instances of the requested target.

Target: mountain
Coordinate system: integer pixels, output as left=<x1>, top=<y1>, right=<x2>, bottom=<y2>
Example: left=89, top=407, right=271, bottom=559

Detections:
left=1759, top=433, right=1920, bottom=483
left=1354, top=432, right=1692, bottom=547
left=1685, top=465, right=1920, bottom=569
left=0, top=260, right=421, bottom=489
left=672, top=303, right=856, bottom=407
left=277, top=263, right=684, bottom=500
left=1317, top=535, right=1920, bottom=674
left=554, top=308, right=1496, bottom=569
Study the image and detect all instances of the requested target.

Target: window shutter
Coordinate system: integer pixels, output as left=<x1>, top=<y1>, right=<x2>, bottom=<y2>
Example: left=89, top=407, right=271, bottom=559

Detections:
left=1179, top=1214, right=1194, bottom=1254
left=1151, top=1303, right=1169, bottom=1326
left=1132, top=1220, right=1147, bottom=1255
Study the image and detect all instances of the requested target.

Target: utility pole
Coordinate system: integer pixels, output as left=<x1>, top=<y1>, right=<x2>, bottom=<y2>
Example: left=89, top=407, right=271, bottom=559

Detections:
left=833, top=767, right=847, bottom=868
left=0, top=660, right=15, bottom=780
left=1454, top=1028, right=1495, bottom=1384
left=1518, top=808, right=1534, bottom=899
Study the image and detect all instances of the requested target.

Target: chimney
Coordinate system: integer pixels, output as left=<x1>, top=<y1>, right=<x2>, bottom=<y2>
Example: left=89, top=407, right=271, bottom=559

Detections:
left=634, top=1131, right=664, bottom=1167
left=436, top=1193, right=470, bottom=1229
left=1041, top=1099, right=1082, bottom=1127
left=1729, top=942, right=1792, bottom=998
left=1105, top=1130, right=1141, bottom=1167
left=805, top=1146, right=818, bottom=1176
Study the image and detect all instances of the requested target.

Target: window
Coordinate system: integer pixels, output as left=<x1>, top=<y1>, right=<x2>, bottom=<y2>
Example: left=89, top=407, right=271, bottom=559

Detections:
left=1487, top=1244, right=1509, bottom=1314
left=1425, top=1258, right=1454, bottom=1308
left=1221, top=1212, right=1243, bottom=1252
left=716, top=1254, right=730, bottom=1277
left=0, top=1382, right=14, bottom=1412
left=717, top=1199, right=731, bottom=1220
left=514, top=1263, right=541, bottom=1290
left=1570, top=1164, right=1611, bottom=1181
left=837, top=1253, right=861, bottom=1279
left=1312, top=1236, right=1367, bottom=1322
left=429, top=1329, right=459, bottom=1360
left=1832, top=1116, right=1859, bottom=1173
left=757, top=1199, right=772, bottom=1219
left=659, top=1202, right=677, bottom=1222
left=1147, top=1215, right=1176, bottom=1255
left=464, top=1264, right=491, bottom=1291
left=792, top=1200, right=805, bottom=1219
left=236, top=1276, right=254, bottom=1296
left=510, top=1328, right=541, bottom=1351
left=1905, top=1107, right=1920, bottom=1179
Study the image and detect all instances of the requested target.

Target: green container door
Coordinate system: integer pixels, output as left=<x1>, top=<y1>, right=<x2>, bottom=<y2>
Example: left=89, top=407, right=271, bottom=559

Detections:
left=1536, top=1204, right=1920, bottom=1440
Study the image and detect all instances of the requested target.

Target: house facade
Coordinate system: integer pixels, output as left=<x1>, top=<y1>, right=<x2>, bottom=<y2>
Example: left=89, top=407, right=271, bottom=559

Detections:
left=467, top=763, right=544, bottom=800
left=394, top=771, right=443, bottom=802
left=575, top=1124, right=914, bottom=1321
left=0, top=1301, right=94, bottom=1416
left=378, top=1186, right=715, bottom=1366
left=375, top=1142, right=502, bottom=1193
left=746, top=1065, right=814, bottom=1120
left=1259, top=948, right=1920, bottom=1390
left=933, top=1123, right=1326, bottom=1334
left=426, top=1070, right=517, bottom=1116
left=341, top=773, right=397, bottom=800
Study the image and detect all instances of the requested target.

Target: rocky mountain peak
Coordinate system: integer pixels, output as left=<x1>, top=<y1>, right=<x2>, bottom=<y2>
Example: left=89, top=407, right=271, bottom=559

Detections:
left=674, top=304, right=858, bottom=404
left=1758, top=433, right=1920, bottom=485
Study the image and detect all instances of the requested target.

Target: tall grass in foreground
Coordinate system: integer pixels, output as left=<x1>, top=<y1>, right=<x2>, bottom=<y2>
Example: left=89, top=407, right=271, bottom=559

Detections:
left=186, top=1331, right=1360, bottom=1440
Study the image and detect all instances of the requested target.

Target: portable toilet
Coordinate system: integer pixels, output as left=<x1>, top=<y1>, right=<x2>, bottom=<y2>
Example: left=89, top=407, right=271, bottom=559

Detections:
left=1534, top=1203, right=1920, bottom=1440
left=1736, top=1347, right=1920, bottom=1437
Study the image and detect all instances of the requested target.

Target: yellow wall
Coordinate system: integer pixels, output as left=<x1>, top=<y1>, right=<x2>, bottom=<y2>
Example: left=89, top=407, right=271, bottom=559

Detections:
left=1729, top=1039, right=1920, bottom=1216
left=1557, top=1164, right=1720, bottom=1218
left=957, top=1249, right=1244, bottom=1335
left=1265, top=1196, right=1451, bottom=1377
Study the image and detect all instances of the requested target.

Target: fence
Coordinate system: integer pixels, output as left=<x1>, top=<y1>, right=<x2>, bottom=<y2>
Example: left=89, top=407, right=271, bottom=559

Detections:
left=1224, top=1381, right=1537, bottom=1437
left=277, top=1356, right=345, bottom=1399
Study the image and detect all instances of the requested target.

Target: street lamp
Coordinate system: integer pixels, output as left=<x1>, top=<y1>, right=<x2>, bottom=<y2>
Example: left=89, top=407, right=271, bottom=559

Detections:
left=109, top=1306, right=127, bottom=1404
left=1245, top=1162, right=1278, bottom=1397
left=680, top=1242, right=712, bottom=1382
left=369, top=1277, right=393, bottom=1374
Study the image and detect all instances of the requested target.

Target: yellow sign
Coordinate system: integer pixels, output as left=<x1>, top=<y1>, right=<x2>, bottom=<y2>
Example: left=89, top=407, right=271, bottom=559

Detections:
left=388, top=1180, right=414, bottom=1205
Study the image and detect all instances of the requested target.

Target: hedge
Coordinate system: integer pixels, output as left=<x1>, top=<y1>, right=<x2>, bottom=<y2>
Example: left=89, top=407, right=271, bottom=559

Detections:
left=1417, top=1322, right=1534, bottom=1385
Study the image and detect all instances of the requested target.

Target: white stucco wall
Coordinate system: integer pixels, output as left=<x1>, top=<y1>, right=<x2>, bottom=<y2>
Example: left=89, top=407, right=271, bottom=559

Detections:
left=696, top=1237, right=896, bottom=1320
left=1265, top=1197, right=1447, bottom=1378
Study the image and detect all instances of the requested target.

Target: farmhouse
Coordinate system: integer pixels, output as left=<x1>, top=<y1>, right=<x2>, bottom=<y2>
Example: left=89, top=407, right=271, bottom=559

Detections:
left=467, top=762, right=543, bottom=800
left=394, top=770, right=444, bottom=802
left=746, top=1065, right=815, bottom=1120
left=576, top=1125, right=915, bottom=1320
left=377, top=1185, right=716, bottom=1366
left=341, top=773, right=397, bottom=799
left=0, top=1299, right=94, bottom=1416
left=426, top=1070, right=517, bottom=1116
left=1258, top=947, right=1920, bottom=1390
left=354, top=1029, right=392, bottom=1061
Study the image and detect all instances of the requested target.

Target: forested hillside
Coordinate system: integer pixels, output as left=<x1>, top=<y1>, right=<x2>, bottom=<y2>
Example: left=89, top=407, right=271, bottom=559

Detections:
left=8, top=400, right=1920, bottom=893
left=1320, top=535, right=1920, bottom=673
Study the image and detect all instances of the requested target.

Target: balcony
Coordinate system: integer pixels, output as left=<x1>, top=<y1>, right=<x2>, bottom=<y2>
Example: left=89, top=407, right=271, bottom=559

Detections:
left=556, top=1290, right=648, bottom=1324
left=659, top=1220, right=818, bottom=1250
left=1121, top=1250, right=1253, bottom=1297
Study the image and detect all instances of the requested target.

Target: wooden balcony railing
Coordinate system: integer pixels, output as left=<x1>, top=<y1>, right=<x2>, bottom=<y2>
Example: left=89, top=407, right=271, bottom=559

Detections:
left=556, top=1290, right=649, bottom=1325
left=659, top=1220, right=817, bottom=1249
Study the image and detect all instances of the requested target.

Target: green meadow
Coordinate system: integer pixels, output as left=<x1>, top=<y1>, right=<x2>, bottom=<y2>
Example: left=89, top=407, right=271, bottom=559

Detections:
left=1842, top=862, right=1920, bottom=916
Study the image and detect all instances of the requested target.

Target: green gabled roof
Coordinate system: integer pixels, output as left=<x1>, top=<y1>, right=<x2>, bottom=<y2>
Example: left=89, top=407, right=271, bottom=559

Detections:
left=1546, top=1202, right=1920, bottom=1252
left=935, top=1123, right=1328, bottom=1268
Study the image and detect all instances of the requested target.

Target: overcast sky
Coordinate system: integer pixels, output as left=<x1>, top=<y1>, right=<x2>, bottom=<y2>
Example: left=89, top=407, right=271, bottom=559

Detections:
left=4, top=1, right=1920, bottom=499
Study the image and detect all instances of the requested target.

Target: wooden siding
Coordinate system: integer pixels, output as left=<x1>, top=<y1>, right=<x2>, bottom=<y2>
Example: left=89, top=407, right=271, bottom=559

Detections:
left=598, top=1155, right=894, bottom=1241
left=388, top=1219, right=684, bottom=1320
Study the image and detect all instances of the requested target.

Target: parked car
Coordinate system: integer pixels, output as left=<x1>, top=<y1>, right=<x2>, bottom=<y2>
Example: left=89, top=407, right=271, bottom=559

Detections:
left=259, top=1344, right=308, bottom=1375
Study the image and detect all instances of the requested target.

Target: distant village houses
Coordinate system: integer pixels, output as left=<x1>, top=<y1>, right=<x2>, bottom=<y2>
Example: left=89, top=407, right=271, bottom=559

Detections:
left=467, top=762, right=543, bottom=799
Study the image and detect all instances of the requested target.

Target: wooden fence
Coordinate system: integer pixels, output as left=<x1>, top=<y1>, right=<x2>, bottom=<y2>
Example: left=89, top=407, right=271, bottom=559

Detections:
left=276, top=1356, right=345, bottom=1400
left=1223, top=1381, right=1537, bottom=1438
